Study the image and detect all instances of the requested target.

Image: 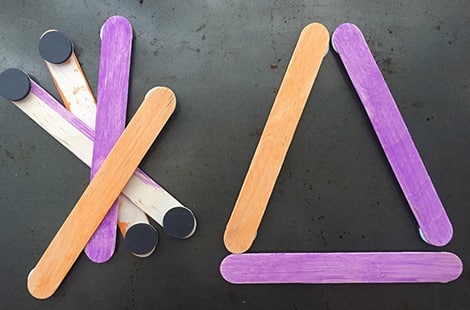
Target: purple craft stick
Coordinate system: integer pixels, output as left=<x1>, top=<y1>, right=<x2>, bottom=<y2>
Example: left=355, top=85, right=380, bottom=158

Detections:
left=85, top=16, right=133, bottom=263
left=332, top=23, right=452, bottom=247
left=220, top=252, right=463, bottom=284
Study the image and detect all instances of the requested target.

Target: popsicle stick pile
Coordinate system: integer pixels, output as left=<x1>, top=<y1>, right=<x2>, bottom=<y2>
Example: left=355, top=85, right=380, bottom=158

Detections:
left=0, top=16, right=196, bottom=299
left=222, top=23, right=462, bottom=284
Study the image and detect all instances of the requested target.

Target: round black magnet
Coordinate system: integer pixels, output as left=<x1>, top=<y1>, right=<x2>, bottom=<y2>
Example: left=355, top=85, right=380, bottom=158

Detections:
left=125, top=223, right=158, bottom=257
left=0, top=68, right=31, bottom=101
left=163, top=207, right=197, bottom=239
left=38, top=30, right=73, bottom=64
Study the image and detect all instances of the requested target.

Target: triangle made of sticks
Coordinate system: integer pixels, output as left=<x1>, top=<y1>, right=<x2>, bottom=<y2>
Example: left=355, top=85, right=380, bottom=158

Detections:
left=221, top=23, right=461, bottom=284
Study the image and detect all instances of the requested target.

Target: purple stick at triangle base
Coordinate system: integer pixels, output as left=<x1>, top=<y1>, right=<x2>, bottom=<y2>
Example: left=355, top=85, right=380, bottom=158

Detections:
left=220, top=252, right=463, bottom=284
left=85, top=16, right=133, bottom=263
left=332, top=23, right=452, bottom=247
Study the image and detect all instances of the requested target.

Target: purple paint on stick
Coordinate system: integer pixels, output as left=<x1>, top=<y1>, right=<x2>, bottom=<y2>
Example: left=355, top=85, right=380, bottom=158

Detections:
left=30, top=80, right=94, bottom=141
left=220, top=252, right=463, bottom=284
left=332, top=23, right=452, bottom=246
left=133, top=168, right=163, bottom=189
left=31, top=78, right=160, bottom=188
left=85, top=16, right=133, bottom=263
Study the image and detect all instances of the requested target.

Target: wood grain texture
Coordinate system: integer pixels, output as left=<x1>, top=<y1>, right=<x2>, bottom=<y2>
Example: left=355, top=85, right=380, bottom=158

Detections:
left=45, top=51, right=97, bottom=128
left=332, top=23, right=452, bottom=246
left=117, top=195, right=150, bottom=236
left=220, top=252, right=463, bottom=284
left=43, top=29, right=155, bottom=254
left=224, top=23, right=329, bottom=254
left=84, top=15, right=133, bottom=263
left=11, top=79, right=189, bottom=229
left=27, top=87, right=175, bottom=299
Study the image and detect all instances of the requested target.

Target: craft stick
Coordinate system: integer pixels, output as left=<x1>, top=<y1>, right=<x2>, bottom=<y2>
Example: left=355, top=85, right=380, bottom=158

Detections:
left=80, top=16, right=133, bottom=262
left=39, top=29, right=97, bottom=128
left=0, top=69, right=196, bottom=239
left=27, top=86, right=176, bottom=299
left=332, top=23, right=452, bottom=246
left=220, top=252, right=463, bottom=284
left=224, top=23, right=329, bottom=254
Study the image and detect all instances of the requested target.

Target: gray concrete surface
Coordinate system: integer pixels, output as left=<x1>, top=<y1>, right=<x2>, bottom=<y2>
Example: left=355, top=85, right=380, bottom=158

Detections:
left=1, top=0, right=469, bottom=309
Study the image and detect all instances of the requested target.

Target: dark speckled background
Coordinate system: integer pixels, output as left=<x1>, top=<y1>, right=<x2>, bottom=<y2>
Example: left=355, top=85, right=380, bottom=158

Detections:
left=1, top=0, right=469, bottom=309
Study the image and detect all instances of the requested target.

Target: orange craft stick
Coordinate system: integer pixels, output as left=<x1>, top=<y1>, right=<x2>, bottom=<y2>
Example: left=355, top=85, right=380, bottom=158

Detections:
left=27, top=87, right=176, bottom=299
left=223, top=23, right=329, bottom=254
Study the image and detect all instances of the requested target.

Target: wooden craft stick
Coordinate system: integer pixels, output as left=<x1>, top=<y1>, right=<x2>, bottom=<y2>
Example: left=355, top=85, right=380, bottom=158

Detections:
left=39, top=27, right=158, bottom=258
left=27, top=86, right=176, bottom=299
left=81, top=15, right=133, bottom=262
left=39, top=29, right=97, bottom=128
left=332, top=23, right=452, bottom=246
left=224, top=23, right=329, bottom=254
left=0, top=69, right=196, bottom=239
left=220, top=252, right=463, bottom=284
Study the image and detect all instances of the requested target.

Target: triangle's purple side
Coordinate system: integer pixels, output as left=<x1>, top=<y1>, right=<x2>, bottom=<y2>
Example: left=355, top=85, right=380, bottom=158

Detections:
left=332, top=23, right=452, bottom=247
left=220, top=252, right=463, bottom=283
